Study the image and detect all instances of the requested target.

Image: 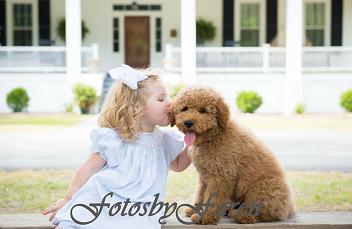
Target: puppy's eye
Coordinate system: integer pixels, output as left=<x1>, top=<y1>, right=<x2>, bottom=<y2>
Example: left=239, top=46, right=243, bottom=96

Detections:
left=181, top=107, right=188, bottom=112
left=199, top=108, right=206, bottom=113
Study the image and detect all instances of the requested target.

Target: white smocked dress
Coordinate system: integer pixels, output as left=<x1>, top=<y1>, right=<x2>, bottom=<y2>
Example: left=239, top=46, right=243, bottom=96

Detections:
left=52, top=126, right=184, bottom=229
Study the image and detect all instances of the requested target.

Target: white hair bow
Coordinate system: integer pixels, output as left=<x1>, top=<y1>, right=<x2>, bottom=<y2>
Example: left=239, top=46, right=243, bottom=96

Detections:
left=108, top=64, right=148, bottom=90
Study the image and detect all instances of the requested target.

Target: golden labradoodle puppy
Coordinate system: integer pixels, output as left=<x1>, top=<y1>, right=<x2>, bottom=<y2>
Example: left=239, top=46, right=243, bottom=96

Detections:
left=170, top=86, right=295, bottom=224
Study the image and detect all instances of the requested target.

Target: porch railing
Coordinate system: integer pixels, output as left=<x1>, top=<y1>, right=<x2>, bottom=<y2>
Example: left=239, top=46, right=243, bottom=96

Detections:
left=164, top=44, right=352, bottom=73
left=0, top=44, right=99, bottom=73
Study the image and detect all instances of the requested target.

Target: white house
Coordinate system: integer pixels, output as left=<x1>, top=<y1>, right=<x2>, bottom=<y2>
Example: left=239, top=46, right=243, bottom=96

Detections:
left=0, top=0, right=352, bottom=114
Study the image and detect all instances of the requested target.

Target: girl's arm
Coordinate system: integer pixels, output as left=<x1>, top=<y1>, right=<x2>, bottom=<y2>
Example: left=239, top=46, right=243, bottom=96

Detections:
left=63, top=153, right=106, bottom=199
left=41, top=153, right=106, bottom=219
left=170, top=146, right=192, bottom=172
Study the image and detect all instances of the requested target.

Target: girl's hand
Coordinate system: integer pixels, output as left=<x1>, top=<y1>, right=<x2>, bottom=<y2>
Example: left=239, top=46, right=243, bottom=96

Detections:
left=170, top=146, right=192, bottom=172
left=41, top=196, right=70, bottom=221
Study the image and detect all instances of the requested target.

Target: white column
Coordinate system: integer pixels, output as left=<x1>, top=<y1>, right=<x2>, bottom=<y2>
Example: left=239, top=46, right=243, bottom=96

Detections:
left=181, top=0, right=196, bottom=85
left=65, top=0, right=82, bottom=79
left=262, top=43, right=270, bottom=73
left=284, top=0, right=303, bottom=115
left=90, top=43, right=99, bottom=73
left=163, top=44, right=174, bottom=71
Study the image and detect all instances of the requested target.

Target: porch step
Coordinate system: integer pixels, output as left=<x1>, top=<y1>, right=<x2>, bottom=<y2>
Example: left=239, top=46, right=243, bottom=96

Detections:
left=0, top=212, right=351, bottom=229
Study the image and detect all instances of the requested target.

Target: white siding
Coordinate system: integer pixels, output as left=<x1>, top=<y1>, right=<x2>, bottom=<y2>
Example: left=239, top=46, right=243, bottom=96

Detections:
left=343, top=0, right=352, bottom=46
left=1, top=72, right=350, bottom=113
left=50, top=0, right=65, bottom=46
left=277, top=0, right=286, bottom=46
left=196, top=0, right=223, bottom=46
left=80, top=0, right=181, bottom=72
left=0, top=73, right=103, bottom=113
left=44, top=0, right=352, bottom=72
left=167, top=72, right=352, bottom=113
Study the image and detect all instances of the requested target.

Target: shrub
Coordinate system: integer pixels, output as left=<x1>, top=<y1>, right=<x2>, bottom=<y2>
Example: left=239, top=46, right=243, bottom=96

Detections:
left=6, top=87, right=30, bottom=112
left=295, top=103, right=305, bottom=114
left=236, top=91, right=263, bottom=113
left=73, top=83, right=97, bottom=114
left=340, top=89, right=352, bottom=112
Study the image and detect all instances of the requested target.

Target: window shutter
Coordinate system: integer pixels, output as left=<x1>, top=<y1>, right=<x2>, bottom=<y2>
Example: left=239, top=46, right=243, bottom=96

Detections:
left=223, top=0, right=234, bottom=46
left=331, top=0, right=342, bottom=46
left=38, top=0, right=51, bottom=46
left=266, top=0, right=277, bottom=44
left=0, top=0, right=6, bottom=45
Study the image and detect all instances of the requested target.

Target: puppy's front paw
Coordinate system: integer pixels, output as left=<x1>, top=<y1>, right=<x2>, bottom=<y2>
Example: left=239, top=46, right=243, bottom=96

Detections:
left=190, top=213, right=201, bottom=223
left=184, top=207, right=195, bottom=217
left=230, top=209, right=257, bottom=224
left=200, top=212, right=220, bottom=225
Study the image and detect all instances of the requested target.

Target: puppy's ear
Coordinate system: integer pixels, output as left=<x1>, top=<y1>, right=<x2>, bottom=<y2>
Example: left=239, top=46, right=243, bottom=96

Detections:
left=215, top=96, right=230, bottom=129
left=168, top=102, right=176, bottom=127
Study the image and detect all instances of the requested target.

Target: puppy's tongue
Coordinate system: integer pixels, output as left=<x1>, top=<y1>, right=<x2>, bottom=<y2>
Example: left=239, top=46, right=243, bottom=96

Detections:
left=184, top=132, right=196, bottom=146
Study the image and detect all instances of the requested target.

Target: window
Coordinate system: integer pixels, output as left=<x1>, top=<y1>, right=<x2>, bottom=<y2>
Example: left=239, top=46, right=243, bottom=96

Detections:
left=13, top=4, right=32, bottom=46
left=150, top=5, right=161, bottom=11
left=305, top=2, right=325, bottom=46
left=240, top=3, right=259, bottom=47
left=155, top=18, right=162, bottom=52
left=113, top=4, right=161, bottom=11
left=113, top=17, right=119, bottom=52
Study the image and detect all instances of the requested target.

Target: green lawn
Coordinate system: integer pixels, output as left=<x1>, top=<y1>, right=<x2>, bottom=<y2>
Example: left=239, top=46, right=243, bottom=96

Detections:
left=1, top=113, right=352, bottom=131
left=0, top=113, right=94, bottom=131
left=0, top=113, right=351, bottom=213
left=0, top=169, right=351, bottom=214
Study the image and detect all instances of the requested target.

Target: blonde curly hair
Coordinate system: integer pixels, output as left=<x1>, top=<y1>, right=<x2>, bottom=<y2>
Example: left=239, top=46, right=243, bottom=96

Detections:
left=98, top=70, right=162, bottom=141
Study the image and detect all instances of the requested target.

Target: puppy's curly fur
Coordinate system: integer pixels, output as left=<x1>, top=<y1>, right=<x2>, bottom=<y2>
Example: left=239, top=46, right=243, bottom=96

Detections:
left=171, top=86, right=295, bottom=224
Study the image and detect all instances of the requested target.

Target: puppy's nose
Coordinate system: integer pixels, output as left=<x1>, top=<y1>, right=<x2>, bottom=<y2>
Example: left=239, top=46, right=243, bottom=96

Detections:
left=184, top=120, right=193, bottom=128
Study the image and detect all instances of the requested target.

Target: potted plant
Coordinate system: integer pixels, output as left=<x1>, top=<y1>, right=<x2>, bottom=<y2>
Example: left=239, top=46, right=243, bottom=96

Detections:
left=196, top=18, right=216, bottom=45
left=73, top=83, right=98, bottom=114
left=56, top=18, right=89, bottom=42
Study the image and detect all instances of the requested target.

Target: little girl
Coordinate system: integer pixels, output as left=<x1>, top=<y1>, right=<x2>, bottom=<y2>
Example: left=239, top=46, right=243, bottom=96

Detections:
left=42, top=64, right=191, bottom=229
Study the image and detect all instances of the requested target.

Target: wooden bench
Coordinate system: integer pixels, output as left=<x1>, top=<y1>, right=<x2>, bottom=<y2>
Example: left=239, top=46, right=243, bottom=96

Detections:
left=0, top=212, right=351, bottom=229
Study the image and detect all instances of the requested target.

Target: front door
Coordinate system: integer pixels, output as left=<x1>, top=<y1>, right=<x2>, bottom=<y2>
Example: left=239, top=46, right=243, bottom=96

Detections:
left=124, top=16, right=150, bottom=68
